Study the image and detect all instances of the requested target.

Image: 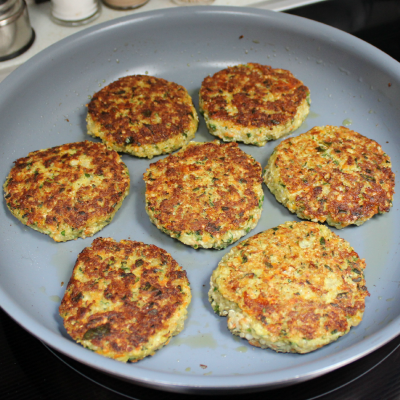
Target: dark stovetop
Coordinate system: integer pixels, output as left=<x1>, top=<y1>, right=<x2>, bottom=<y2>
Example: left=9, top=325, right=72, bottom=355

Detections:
left=3, top=307, right=400, bottom=399
left=2, top=1, right=400, bottom=399
left=286, top=0, right=400, bottom=62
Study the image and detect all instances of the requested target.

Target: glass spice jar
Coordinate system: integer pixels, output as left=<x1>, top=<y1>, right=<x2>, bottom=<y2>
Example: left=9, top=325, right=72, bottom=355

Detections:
left=102, top=0, right=149, bottom=10
left=51, top=0, right=101, bottom=26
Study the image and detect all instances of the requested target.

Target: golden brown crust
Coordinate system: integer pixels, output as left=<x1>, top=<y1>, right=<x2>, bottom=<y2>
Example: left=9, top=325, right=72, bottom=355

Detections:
left=264, top=126, right=395, bottom=228
left=209, top=221, right=369, bottom=353
left=143, top=141, right=264, bottom=249
left=59, top=237, right=191, bottom=362
left=199, top=63, right=310, bottom=144
left=87, top=75, right=198, bottom=157
left=3, top=141, right=130, bottom=241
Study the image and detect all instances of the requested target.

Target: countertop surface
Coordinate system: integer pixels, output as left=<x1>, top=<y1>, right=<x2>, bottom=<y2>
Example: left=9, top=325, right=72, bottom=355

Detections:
left=2, top=0, right=400, bottom=399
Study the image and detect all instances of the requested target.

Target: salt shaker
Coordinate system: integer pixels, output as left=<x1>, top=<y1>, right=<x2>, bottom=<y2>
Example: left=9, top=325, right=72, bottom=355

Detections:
left=51, top=0, right=101, bottom=26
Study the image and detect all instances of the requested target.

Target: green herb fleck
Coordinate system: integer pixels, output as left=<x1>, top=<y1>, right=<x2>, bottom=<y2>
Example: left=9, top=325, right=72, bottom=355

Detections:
left=83, top=323, right=111, bottom=340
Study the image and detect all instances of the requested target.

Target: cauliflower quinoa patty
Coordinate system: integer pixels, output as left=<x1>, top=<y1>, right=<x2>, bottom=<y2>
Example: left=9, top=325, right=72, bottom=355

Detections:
left=199, top=63, right=310, bottom=146
left=209, top=221, right=369, bottom=354
left=264, top=125, right=395, bottom=229
left=87, top=75, right=198, bottom=159
left=59, top=237, right=191, bottom=363
left=3, top=141, right=130, bottom=242
left=143, top=141, right=264, bottom=250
